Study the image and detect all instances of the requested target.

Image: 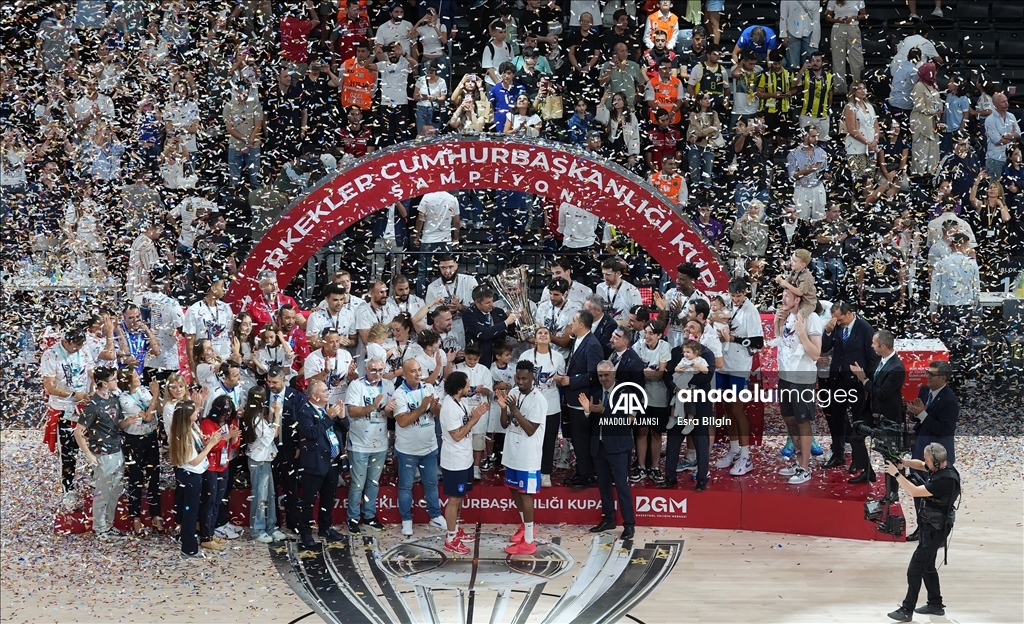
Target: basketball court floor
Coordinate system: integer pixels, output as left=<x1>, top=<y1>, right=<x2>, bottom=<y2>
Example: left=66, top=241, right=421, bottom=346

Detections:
left=1, top=430, right=1021, bottom=623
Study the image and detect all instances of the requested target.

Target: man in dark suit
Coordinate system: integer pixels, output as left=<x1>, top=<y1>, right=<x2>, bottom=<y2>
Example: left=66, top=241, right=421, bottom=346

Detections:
left=851, top=330, right=907, bottom=498
left=267, top=365, right=305, bottom=534
left=661, top=321, right=716, bottom=490
left=296, top=380, right=349, bottom=549
left=555, top=310, right=605, bottom=489
left=462, top=285, right=520, bottom=367
left=581, top=360, right=636, bottom=540
left=769, top=205, right=813, bottom=261
left=905, top=360, right=958, bottom=542
left=820, top=301, right=881, bottom=482
left=584, top=294, right=617, bottom=358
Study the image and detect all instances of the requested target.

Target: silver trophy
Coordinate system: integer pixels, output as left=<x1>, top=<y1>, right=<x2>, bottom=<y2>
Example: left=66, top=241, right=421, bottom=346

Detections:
left=490, top=266, right=539, bottom=343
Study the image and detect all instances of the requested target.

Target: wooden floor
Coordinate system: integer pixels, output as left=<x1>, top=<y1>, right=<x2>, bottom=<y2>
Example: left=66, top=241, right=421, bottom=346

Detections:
left=2, top=430, right=1021, bottom=624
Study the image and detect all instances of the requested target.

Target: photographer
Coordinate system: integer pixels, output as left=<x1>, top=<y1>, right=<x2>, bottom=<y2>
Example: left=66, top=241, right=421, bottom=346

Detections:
left=883, top=443, right=960, bottom=622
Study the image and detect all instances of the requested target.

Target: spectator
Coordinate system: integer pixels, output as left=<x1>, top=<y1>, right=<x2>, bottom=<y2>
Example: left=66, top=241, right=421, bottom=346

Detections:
left=891, top=22, right=943, bottom=73
left=941, top=76, right=970, bottom=155
left=481, top=22, right=513, bottom=87
left=601, top=10, right=640, bottom=61
left=375, top=3, right=414, bottom=55
left=413, top=61, right=448, bottom=134
left=843, top=82, right=879, bottom=181
left=340, top=42, right=378, bottom=113
left=644, top=1, right=679, bottom=50
left=910, top=63, right=942, bottom=178
left=598, top=43, right=647, bottom=110
left=825, top=0, right=865, bottom=96
left=650, top=155, right=688, bottom=208
left=796, top=51, right=833, bottom=139
left=279, top=1, right=320, bottom=74
left=686, top=93, right=722, bottom=186
left=810, top=203, right=851, bottom=299
left=488, top=62, right=524, bottom=133
left=686, top=43, right=728, bottom=112
left=223, top=82, right=264, bottom=189
left=645, top=57, right=684, bottom=126
left=889, top=47, right=922, bottom=135
left=332, top=0, right=371, bottom=62
left=779, top=0, right=820, bottom=71
left=787, top=126, right=829, bottom=221
left=984, top=93, right=1021, bottom=178
left=411, top=8, right=449, bottom=84
left=596, top=91, right=641, bottom=168
left=375, top=41, right=416, bottom=146
left=731, top=25, right=779, bottom=63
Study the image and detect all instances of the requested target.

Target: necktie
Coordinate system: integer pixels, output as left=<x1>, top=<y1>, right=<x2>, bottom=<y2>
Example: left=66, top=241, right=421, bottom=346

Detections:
left=602, top=389, right=610, bottom=411
left=926, top=392, right=934, bottom=407
left=611, top=352, right=621, bottom=366
left=842, top=325, right=850, bottom=342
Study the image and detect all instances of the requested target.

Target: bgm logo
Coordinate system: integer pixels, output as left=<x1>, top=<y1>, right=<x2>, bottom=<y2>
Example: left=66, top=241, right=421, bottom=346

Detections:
left=636, top=495, right=688, bottom=515
left=610, top=382, right=648, bottom=415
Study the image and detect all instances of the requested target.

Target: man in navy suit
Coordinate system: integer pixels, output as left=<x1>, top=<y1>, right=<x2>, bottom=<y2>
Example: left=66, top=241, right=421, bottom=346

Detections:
left=463, top=285, right=520, bottom=367
left=581, top=360, right=636, bottom=540
left=555, top=310, right=605, bottom=489
left=296, top=380, right=349, bottom=549
left=851, top=330, right=907, bottom=499
left=267, top=365, right=305, bottom=534
left=584, top=294, right=617, bottom=358
left=820, top=301, right=880, bottom=482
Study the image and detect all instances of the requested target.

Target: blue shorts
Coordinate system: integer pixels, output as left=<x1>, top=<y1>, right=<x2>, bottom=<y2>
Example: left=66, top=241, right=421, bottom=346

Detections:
left=441, top=467, right=474, bottom=497
left=716, top=372, right=749, bottom=392
left=505, top=468, right=542, bottom=494
left=706, top=0, right=725, bottom=12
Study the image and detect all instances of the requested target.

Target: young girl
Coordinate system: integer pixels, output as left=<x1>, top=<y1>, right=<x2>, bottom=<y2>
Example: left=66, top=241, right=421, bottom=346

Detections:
left=118, top=368, right=163, bottom=534
left=365, top=323, right=390, bottom=371
left=240, top=385, right=284, bottom=543
left=518, top=327, right=565, bottom=488
left=199, top=395, right=241, bottom=549
left=169, top=400, right=222, bottom=558
left=230, top=312, right=258, bottom=391
left=254, top=324, right=294, bottom=380
left=193, top=338, right=223, bottom=391
left=596, top=91, right=641, bottom=168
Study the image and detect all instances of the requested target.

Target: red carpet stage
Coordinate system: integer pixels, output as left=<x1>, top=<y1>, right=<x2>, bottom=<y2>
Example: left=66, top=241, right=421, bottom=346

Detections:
left=54, top=446, right=904, bottom=542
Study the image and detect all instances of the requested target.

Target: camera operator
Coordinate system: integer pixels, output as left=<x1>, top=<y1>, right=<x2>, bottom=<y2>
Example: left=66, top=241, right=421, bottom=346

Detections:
left=905, top=360, right=958, bottom=541
left=883, top=443, right=960, bottom=622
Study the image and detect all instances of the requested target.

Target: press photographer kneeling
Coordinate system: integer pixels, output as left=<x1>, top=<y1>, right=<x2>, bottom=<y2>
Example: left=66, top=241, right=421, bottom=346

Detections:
left=883, top=443, right=961, bottom=622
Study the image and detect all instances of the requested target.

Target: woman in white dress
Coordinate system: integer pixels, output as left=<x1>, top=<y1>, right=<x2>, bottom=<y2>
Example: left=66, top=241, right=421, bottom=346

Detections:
left=843, top=81, right=879, bottom=180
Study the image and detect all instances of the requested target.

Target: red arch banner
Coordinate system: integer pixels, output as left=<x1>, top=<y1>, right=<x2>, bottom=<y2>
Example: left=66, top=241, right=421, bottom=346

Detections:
left=226, top=136, right=729, bottom=308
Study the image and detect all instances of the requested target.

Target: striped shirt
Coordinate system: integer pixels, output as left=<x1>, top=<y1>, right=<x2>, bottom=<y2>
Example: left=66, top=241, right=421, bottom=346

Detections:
left=757, top=69, right=794, bottom=113
left=799, top=69, right=833, bottom=118
left=787, top=145, right=828, bottom=188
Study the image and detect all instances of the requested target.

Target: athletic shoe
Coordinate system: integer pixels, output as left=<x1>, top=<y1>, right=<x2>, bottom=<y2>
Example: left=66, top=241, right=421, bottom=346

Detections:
left=931, top=6, right=944, bottom=17
left=915, top=604, right=945, bottom=615
left=510, top=523, right=525, bottom=544
left=254, top=532, right=273, bottom=543
left=887, top=606, right=912, bottom=622
left=647, top=468, right=665, bottom=484
left=811, top=440, right=824, bottom=456
left=201, top=540, right=226, bottom=551
left=780, top=437, right=795, bottom=457
left=480, top=457, right=494, bottom=471
left=788, top=468, right=811, bottom=485
left=541, top=474, right=551, bottom=487
left=715, top=451, right=738, bottom=469
left=428, top=516, right=447, bottom=530
left=444, top=536, right=471, bottom=555
left=363, top=517, right=385, bottom=532
left=271, top=530, right=288, bottom=541
left=95, top=530, right=123, bottom=541
left=401, top=519, right=413, bottom=536
left=908, top=13, right=920, bottom=21
left=225, top=522, right=244, bottom=535
left=456, top=527, right=476, bottom=543
left=677, top=459, right=698, bottom=472
left=504, top=540, right=537, bottom=555
left=730, top=456, right=754, bottom=476
left=179, top=550, right=207, bottom=559
left=778, top=465, right=798, bottom=477
left=628, top=465, right=644, bottom=483
left=215, top=526, right=239, bottom=540
left=348, top=520, right=361, bottom=534
left=473, top=466, right=482, bottom=480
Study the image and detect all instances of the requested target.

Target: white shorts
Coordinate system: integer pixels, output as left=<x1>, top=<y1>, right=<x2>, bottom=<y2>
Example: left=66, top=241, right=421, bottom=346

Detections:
left=793, top=184, right=828, bottom=221
left=799, top=114, right=830, bottom=139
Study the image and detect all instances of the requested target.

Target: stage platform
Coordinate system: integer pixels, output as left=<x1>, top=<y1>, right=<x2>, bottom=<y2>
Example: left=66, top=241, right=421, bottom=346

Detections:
left=54, top=446, right=903, bottom=542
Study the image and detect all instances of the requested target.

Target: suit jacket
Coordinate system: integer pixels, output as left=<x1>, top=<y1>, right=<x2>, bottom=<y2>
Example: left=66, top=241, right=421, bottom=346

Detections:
left=296, top=399, right=349, bottom=477
left=268, top=386, right=303, bottom=457
left=665, top=344, right=717, bottom=422
left=821, top=316, right=880, bottom=376
left=563, top=332, right=604, bottom=410
left=912, top=385, right=958, bottom=465
left=770, top=218, right=812, bottom=259
left=864, top=354, right=906, bottom=420
left=589, top=385, right=634, bottom=455
left=592, top=313, right=617, bottom=358
left=462, top=304, right=511, bottom=367
left=613, top=347, right=645, bottom=389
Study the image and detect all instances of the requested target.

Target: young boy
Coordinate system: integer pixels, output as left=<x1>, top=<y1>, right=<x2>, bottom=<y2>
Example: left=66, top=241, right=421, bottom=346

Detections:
left=483, top=341, right=515, bottom=472
left=453, top=343, right=492, bottom=480
left=497, top=361, right=547, bottom=555
left=439, top=371, right=489, bottom=555
left=775, top=249, right=818, bottom=321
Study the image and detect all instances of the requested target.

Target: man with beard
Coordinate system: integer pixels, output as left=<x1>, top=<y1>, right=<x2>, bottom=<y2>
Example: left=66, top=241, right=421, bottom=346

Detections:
left=539, top=258, right=593, bottom=306
left=536, top=278, right=582, bottom=360
left=374, top=41, right=415, bottom=146
left=300, top=59, right=340, bottom=151
left=389, top=275, right=429, bottom=329
left=426, top=254, right=478, bottom=348
left=657, top=262, right=708, bottom=349
left=356, top=280, right=401, bottom=354
left=132, top=266, right=182, bottom=382
left=306, top=283, right=358, bottom=351
left=184, top=276, right=235, bottom=375
left=337, top=106, right=376, bottom=158
left=279, top=304, right=311, bottom=382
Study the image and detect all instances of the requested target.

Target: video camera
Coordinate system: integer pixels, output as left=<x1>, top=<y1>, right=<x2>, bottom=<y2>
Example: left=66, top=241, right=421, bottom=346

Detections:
left=855, top=418, right=912, bottom=537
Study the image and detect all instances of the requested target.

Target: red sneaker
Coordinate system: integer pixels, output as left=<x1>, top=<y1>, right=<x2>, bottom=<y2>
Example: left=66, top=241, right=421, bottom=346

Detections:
left=456, top=527, right=476, bottom=543
left=444, top=536, right=471, bottom=555
left=504, top=540, right=537, bottom=555
left=510, top=523, right=525, bottom=544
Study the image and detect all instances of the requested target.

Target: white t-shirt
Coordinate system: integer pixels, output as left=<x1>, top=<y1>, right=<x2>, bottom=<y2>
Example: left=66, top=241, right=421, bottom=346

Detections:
left=304, top=348, right=355, bottom=405
left=535, top=299, right=581, bottom=360
left=418, top=191, right=460, bottom=244
left=134, top=291, right=185, bottom=371
left=40, top=343, right=95, bottom=414
left=519, top=349, right=565, bottom=414
left=168, top=196, right=214, bottom=248
left=539, top=280, right=593, bottom=307
left=345, top=377, right=394, bottom=452
left=481, top=40, right=513, bottom=85
left=722, top=299, right=763, bottom=375
left=119, top=387, right=158, bottom=436
left=732, top=64, right=763, bottom=117
left=439, top=395, right=475, bottom=470
left=634, top=339, right=672, bottom=407
left=355, top=301, right=401, bottom=332
left=306, top=306, right=356, bottom=344
left=164, top=99, right=200, bottom=151
left=177, top=426, right=209, bottom=474
left=777, top=311, right=824, bottom=384
left=558, top=203, right=599, bottom=248
left=378, top=56, right=412, bottom=107
left=248, top=417, right=278, bottom=462
left=255, top=344, right=295, bottom=378
left=375, top=19, right=414, bottom=54
left=389, top=294, right=426, bottom=318
left=393, top=381, right=439, bottom=456
left=891, top=34, right=938, bottom=74
left=416, top=23, right=448, bottom=56
left=597, top=279, right=643, bottom=323
left=488, top=362, right=516, bottom=432
left=501, top=387, right=547, bottom=472
left=663, top=288, right=709, bottom=348
left=183, top=300, right=234, bottom=358
left=826, top=0, right=863, bottom=21
left=414, top=347, right=448, bottom=396
left=453, top=362, right=492, bottom=410
left=415, top=75, right=448, bottom=107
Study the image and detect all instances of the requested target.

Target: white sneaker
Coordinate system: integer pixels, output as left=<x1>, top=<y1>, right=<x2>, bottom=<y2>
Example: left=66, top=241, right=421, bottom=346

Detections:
left=730, top=456, right=754, bottom=476
left=271, top=530, right=288, bottom=541
left=60, top=491, right=79, bottom=512
left=255, top=532, right=274, bottom=543
left=541, top=474, right=552, bottom=488
left=715, top=451, right=738, bottom=469
left=401, top=519, right=413, bottom=536
left=215, top=525, right=240, bottom=540
left=428, top=516, right=447, bottom=530
left=788, top=468, right=811, bottom=485
left=473, top=466, right=482, bottom=480
left=778, top=465, right=798, bottom=477
left=931, top=6, right=943, bottom=17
